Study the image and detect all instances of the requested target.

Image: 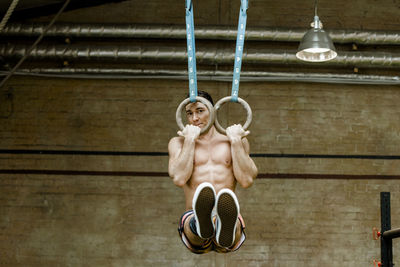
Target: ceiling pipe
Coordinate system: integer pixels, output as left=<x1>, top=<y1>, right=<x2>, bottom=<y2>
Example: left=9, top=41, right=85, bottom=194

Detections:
left=1, top=68, right=399, bottom=85
left=1, top=44, right=400, bottom=68
left=1, top=23, right=400, bottom=45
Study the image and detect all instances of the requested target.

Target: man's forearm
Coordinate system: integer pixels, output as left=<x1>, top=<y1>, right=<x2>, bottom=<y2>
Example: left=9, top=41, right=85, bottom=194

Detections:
left=230, top=139, right=258, bottom=188
left=170, top=138, right=196, bottom=187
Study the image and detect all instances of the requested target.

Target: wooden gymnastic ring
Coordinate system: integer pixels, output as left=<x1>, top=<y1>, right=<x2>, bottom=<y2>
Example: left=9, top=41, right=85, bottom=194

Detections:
left=176, top=96, right=215, bottom=134
left=214, top=96, right=252, bottom=135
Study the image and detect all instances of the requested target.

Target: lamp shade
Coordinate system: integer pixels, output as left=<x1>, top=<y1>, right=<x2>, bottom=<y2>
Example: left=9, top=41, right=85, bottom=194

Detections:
left=296, top=16, right=337, bottom=62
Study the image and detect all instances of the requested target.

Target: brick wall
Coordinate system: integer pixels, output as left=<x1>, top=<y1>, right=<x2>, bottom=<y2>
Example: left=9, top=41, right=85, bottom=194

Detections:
left=1, top=176, right=399, bottom=266
left=0, top=76, right=399, bottom=266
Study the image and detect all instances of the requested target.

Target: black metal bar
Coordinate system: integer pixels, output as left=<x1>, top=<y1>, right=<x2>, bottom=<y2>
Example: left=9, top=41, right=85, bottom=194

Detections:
left=383, top=228, right=400, bottom=240
left=2, top=149, right=400, bottom=159
left=0, top=169, right=400, bottom=179
left=380, top=192, right=393, bottom=267
left=0, top=149, right=167, bottom=156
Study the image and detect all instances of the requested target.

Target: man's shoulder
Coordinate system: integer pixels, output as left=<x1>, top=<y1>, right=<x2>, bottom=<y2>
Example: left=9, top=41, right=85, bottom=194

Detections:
left=214, top=131, right=229, bottom=141
left=168, top=136, right=184, bottom=146
left=168, top=136, right=184, bottom=156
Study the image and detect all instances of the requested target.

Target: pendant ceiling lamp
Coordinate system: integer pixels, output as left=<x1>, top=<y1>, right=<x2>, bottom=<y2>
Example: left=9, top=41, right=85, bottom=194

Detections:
left=296, top=0, right=337, bottom=62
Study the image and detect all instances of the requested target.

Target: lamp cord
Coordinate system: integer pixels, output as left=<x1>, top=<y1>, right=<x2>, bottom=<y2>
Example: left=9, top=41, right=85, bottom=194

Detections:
left=314, top=0, right=318, bottom=16
left=0, top=0, right=71, bottom=89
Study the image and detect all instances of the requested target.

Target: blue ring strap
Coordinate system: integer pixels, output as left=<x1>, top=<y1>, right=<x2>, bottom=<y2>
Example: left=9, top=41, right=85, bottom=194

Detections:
left=185, top=0, right=197, bottom=103
left=185, top=0, right=248, bottom=103
left=231, top=0, right=248, bottom=102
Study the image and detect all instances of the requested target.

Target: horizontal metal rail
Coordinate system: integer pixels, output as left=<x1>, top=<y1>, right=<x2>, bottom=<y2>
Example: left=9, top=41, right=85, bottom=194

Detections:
left=1, top=44, right=400, bottom=68
left=1, top=23, right=400, bottom=45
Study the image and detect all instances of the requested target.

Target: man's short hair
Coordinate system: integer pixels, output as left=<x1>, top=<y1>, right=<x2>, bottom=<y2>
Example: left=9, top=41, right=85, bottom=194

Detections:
left=186, top=90, right=214, bottom=106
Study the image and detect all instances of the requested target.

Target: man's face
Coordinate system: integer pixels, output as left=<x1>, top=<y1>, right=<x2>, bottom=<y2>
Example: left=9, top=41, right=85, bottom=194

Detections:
left=185, top=102, right=210, bottom=129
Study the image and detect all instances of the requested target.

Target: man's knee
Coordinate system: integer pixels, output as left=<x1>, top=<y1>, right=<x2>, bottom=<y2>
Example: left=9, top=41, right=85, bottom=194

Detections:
left=184, top=215, right=208, bottom=244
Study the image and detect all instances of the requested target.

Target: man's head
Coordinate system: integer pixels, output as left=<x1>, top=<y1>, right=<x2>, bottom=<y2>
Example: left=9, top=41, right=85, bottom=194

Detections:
left=195, top=91, right=214, bottom=106
left=185, top=91, right=214, bottom=129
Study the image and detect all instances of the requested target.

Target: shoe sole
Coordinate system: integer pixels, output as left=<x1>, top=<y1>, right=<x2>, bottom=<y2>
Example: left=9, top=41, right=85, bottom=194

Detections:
left=192, top=182, right=216, bottom=239
left=216, top=189, right=239, bottom=248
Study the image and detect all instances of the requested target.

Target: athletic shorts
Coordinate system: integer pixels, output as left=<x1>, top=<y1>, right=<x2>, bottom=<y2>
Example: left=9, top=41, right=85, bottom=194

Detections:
left=178, top=210, right=246, bottom=254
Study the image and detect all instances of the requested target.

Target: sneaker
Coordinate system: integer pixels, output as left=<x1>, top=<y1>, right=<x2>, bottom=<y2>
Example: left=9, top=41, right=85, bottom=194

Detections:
left=192, top=182, right=216, bottom=239
left=215, top=188, right=239, bottom=248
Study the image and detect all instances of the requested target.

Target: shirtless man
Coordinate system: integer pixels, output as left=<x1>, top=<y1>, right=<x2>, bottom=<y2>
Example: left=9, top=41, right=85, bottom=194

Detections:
left=168, top=91, right=258, bottom=254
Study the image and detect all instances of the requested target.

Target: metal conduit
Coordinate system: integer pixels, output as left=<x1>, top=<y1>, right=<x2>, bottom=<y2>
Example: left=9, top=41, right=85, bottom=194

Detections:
left=2, top=23, right=400, bottom=45
left=1, top=68, right=400, bottom=85
left=1, top=44, right=400, bottom=68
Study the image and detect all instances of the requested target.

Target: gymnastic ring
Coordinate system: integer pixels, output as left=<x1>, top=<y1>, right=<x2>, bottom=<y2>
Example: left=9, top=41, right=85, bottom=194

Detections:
left=214, top=96, right=252, bottom=135
left=176, top=96, right=215, bottom=134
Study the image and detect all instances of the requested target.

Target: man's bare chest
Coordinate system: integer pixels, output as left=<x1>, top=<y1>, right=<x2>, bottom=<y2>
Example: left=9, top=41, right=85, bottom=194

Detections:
left=194, top=141, right=232, bottom=166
